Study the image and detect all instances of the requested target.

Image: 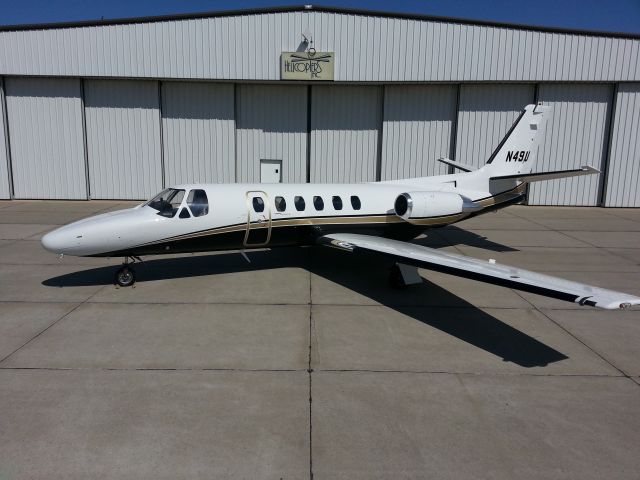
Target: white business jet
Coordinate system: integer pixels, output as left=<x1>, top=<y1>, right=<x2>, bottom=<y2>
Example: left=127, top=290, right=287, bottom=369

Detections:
left=41, top=104, right=640, bottom=309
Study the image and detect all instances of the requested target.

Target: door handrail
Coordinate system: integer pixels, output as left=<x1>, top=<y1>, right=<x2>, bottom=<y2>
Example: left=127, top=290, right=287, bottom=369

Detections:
left=243, top=190, right=272, bottom=247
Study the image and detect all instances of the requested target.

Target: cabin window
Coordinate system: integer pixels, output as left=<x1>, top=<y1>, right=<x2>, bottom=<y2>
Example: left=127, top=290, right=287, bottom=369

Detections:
left=275, top=196, right=287, bottom=212
left=252, top=196, right=265, bottom=213
left=145, top=188, right=185, bottom=218
left=332, top=196, right=343, bottom=210
left=179, top=207, right=191, bottom=219
left=350, top=195, right=361, bottom=210
left=187, top=189, right=209, bottom=217
left=294, top=196, right=306, bottom=211
left=313, top=196, right=324, bottom=211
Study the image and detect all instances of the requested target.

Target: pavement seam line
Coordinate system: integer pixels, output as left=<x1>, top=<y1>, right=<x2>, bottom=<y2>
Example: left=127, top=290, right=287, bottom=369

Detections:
left=507, top=213, right=640, bottom=286
left=0, top=366, right=627, bottom=377
left=537, top=308, right=637, bottom=383
left=512, top=289, right=637, bottom=386
left=602, top=208, right=640, bottom=224
left=516, top=213, right=634, bottom=250
left=0, top=299, right=599, bottom=311
left=0, top=285, right=109, bottom=366
left=308, top=267, right=314, bottom=480
left=0, top=366, right=307, bottom=372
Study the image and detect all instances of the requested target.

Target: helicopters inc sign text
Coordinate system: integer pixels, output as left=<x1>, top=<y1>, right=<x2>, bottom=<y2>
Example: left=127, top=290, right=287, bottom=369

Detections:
left=281, top=52, right=334, bottom=80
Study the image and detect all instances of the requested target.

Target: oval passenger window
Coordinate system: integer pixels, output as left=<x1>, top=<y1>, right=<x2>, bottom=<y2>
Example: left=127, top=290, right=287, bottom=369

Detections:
left=252, top=197, right=265, bottom=212
left=275, top=196, right=287, bottom=212
left=294, top=196, right=306, bottom=211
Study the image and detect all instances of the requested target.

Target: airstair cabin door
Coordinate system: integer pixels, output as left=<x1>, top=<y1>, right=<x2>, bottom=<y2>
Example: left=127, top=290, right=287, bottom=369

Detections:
left=244, top=191, right=272, bottom=247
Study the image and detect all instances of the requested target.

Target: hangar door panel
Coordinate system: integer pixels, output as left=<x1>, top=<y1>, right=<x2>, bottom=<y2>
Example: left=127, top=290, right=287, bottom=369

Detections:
left=529, top=84, right=612, bottom=206
left=85, top=80, right=162, bottom=200
left=311, top=86, right=381, bottom=183
left=5, top=78, right=86, bottom=199
left=162, top=82, right=235, bottom=185
left=381, top=85, right=456, bottom=180
left=236, top=84, right=307, bottom=183
left=455, top=84, right=535, bottom=169
left=604, top=83, right=640, bottom=207
left=0, top=79, right=10, bottom=198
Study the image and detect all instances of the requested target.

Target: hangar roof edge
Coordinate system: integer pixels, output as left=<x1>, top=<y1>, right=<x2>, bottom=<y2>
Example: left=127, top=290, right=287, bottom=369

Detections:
left=0, top=4, right=638, bottom=40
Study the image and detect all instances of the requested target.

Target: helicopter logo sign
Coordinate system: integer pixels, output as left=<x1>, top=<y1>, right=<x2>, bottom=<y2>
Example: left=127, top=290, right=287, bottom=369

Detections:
left=281, top=51, right=334, bottom=80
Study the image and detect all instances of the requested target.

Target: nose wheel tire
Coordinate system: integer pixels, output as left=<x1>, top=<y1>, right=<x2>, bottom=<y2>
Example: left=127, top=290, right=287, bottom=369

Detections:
left=115, top=265, right=136, bottom=287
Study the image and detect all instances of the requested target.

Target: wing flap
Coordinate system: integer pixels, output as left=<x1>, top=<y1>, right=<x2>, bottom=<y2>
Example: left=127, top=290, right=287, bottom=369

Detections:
left=318, top=233, right=640, bottom=310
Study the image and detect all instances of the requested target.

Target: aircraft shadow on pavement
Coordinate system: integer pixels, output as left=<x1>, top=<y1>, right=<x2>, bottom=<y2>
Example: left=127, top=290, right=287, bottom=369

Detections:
left=416, top=225, right=519, bottom=252
left=42, top=239, right=566, bottom=368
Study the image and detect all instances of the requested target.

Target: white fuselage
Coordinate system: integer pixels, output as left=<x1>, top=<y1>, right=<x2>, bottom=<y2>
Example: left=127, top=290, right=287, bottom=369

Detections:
left=40, top=170, right=522, bottom=258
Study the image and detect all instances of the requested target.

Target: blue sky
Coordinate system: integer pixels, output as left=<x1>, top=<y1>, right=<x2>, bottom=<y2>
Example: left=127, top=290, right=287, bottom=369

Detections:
left=1, top=0, right=639, bottom=34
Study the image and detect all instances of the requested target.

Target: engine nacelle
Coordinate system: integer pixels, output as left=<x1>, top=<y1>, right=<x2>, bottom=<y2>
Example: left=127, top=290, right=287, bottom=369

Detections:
left=394, top=191, right=465, bottom=220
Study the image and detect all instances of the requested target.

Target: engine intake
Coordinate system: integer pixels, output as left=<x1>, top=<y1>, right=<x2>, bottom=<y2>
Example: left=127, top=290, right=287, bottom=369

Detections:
left=394, top=191, right=466, bottom=220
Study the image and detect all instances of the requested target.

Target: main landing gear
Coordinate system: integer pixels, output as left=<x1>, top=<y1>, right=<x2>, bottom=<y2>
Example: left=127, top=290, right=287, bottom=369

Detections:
left=114, top=256, right=142, bottom=287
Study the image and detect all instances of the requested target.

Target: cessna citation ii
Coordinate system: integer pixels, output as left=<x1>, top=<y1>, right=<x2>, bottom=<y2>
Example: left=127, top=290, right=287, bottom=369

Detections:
left=42, top=104, right=640, bottom=310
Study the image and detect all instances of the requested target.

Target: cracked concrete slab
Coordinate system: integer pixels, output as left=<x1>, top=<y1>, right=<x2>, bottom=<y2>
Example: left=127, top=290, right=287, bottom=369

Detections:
left=3, top=303, right=310, bottom=370
left=311, top=305, right=619, bottom=375
left=312, top=372, right=640, bottom=480
left=542, top=308, right=640, bottom=376
left=0, top=370, right=309, bottom=479
left=1, top=200, right=639, bottom=479
left=0, top=302, right=77, bottom=361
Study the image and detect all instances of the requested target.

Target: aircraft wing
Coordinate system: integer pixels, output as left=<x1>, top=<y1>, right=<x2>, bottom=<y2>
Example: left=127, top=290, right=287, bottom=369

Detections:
left=317, top=233, right=640, bottom=310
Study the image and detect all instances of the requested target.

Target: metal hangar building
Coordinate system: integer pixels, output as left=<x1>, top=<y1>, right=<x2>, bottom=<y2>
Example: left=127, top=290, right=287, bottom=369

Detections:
left=0, top=5, right=638, bottom=206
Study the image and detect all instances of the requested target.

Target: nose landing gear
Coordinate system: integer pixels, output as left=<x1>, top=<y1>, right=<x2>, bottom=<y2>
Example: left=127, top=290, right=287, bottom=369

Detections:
left=114, top=256, right=142, bottom=287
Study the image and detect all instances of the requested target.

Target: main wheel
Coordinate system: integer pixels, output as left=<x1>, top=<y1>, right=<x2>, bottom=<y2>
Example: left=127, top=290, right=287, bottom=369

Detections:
left=388, top=264, right=407, bottom=289
left=115, top=265, right=136, bottom=287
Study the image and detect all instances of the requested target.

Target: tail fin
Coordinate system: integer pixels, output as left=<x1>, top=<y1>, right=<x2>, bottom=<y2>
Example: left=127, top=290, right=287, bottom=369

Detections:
left=482, top=103, right=550, bottom=177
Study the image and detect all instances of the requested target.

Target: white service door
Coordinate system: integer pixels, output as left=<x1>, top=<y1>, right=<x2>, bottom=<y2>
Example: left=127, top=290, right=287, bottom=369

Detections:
left=260, top=160, right=282, bottom=183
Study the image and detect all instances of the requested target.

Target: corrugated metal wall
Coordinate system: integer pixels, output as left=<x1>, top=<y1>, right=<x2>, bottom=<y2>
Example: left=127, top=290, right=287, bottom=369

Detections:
left=381, top=85, right=456, bottom=180
left=604, top=83, right=640, bottom=207
left=0, top=78, right=10, bottom=199
left=236, top=84, right=307, bottom=183
left=311, top=85, right=381, bottom=183
left=5, top=77, right=86, bottom=199
left=455, top=84, right=535, bottom=168
left=1, top=11, right=639, bottom=82
left=161, top=81, right=235, bottom=185
left=84, top=79, right=162, bottom=199
left=529, top=83, right=612, bottom=206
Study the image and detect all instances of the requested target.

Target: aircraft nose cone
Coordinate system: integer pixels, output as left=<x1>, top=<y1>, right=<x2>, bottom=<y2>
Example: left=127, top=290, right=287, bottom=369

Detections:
left=41, top=228, right=71, bottom=253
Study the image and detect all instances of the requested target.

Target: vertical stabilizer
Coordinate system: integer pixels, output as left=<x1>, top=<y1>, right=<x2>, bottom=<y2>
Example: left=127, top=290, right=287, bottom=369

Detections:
left=481, top=104, right=551, bottom=177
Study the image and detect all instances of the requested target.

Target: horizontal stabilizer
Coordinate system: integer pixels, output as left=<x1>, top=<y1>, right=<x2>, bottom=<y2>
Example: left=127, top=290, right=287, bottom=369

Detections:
left=318, top=232, right=640, bottom=310
left=437, top=158, right=477, bottom=172
left=490, top=166, right=599, bottom=182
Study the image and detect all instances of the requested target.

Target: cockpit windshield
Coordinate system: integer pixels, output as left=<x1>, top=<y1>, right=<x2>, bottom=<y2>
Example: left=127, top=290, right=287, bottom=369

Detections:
left=144, top=188, right=185, bottom=217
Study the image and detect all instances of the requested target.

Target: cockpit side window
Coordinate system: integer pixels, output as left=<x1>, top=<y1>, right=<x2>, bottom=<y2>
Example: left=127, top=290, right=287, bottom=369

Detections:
left=145, top=188, right=185, bottom=218
left=187, top=189, right=209, bottom=217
